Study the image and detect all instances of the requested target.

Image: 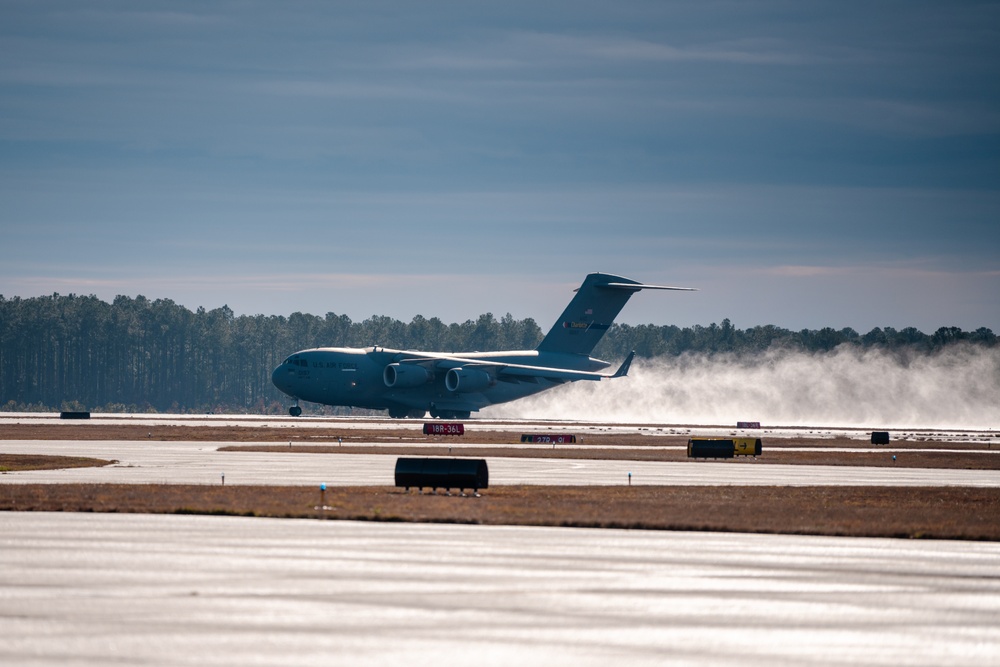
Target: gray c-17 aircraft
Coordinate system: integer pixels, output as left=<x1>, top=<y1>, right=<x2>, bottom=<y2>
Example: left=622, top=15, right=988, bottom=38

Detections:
left=271, top=273, right=695, bottom=418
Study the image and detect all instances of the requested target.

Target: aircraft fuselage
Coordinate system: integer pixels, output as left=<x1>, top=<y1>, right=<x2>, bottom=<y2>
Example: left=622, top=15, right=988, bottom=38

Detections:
left=270, top=273, right=695, bottom=418
left=271, top=346, right=608, bottom=419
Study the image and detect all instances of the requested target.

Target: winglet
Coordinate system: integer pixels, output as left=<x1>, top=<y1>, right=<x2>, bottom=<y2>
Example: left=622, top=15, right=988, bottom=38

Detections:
left=611, top=351, right=636, bottom=378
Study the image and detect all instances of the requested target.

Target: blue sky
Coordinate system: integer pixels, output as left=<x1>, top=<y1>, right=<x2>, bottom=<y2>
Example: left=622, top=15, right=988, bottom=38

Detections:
left=2, top=1, right=998, bottom=332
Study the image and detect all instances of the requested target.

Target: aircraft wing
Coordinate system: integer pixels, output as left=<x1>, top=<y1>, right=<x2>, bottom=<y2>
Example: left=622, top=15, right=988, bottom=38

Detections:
left=488, top=351, right=636, bottom=382
left=394, top=351, right=635, bottom=382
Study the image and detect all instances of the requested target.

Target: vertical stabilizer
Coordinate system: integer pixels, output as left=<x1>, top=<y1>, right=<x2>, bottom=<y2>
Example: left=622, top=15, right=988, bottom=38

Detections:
left=536, top=273, right=694, bottom=356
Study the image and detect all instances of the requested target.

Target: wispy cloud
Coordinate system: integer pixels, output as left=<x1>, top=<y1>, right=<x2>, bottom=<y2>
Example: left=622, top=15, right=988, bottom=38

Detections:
left=567, top=35, right=810, bottom=65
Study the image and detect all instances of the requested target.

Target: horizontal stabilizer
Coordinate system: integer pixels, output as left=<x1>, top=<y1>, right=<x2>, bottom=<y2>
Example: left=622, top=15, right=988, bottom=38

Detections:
left=603, top=282, right=697, bottom=292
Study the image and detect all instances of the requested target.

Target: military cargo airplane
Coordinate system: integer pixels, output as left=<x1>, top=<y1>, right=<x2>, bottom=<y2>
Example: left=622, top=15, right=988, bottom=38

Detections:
left=271, top=273, right=694, bottom=418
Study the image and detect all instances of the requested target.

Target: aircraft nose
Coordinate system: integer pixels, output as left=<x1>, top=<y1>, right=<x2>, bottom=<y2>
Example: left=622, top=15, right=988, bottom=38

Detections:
left=271, top=364, right=292, bottom=394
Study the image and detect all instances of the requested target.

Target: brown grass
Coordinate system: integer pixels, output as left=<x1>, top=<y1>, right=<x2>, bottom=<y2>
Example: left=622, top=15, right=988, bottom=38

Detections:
left=3, top=422, right=998, bottom=468
left=2, top=483, right=998, bottom=541
left=1, top=422, right=992, bottom=447
left=0, top=454, right=115, bottom=472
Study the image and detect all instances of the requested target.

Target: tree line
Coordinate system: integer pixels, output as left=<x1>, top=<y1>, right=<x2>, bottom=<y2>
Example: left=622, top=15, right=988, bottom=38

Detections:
left=1, top=293, right=995, bottom=414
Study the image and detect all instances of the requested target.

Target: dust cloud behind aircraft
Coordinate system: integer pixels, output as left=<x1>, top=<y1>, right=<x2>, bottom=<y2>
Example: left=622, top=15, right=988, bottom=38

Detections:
left=492, top=344, right=1000, bottom=430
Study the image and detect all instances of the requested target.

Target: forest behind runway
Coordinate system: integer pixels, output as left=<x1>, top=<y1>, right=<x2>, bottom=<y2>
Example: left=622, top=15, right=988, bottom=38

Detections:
left=1, top=293, right=997, bottom=424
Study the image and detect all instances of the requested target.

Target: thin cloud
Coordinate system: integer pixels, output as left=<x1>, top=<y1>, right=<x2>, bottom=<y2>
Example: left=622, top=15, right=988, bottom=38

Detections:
left=497, top=31, right=813, bottom=66
left=758, top=263, right=1000, bottom=280
left=762, top=266, right=846, bottom=278
left=587, top=37, right=810, bottom=65
left=51, top=9, right=226, bottom=28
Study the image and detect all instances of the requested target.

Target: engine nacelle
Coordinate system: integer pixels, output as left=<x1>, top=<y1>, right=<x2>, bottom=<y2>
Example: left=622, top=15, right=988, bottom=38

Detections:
left=445, top=367, right=494, bottom=393
left=383, top=363, right=432, bottom=388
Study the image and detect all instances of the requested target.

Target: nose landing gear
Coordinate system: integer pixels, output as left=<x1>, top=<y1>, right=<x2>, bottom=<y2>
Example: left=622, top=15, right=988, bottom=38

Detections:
left=288, top=401, right=302, bottom=417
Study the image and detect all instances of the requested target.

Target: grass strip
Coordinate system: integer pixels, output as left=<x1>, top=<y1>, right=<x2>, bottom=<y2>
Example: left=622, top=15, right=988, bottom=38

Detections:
left=2, top=483, right=998, bottom=541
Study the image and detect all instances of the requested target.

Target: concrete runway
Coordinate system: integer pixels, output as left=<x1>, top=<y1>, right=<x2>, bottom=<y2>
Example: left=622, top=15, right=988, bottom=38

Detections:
left=2, top=512, right=999, bottom=667
left=3, top=412, right=996, bottom=445
left=3, top=438, right=1000, bottom=487
left=3, top=421, right=1000, bottom=665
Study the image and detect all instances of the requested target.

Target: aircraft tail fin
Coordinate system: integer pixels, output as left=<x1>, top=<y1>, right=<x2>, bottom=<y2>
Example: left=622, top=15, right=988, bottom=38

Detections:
left=611, top=351, right=635, bottom=378
left=536, top=273, right=695, bottom=356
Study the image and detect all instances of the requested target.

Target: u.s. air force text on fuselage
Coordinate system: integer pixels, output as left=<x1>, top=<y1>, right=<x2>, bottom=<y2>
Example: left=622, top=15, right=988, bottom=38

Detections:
left=271, top=273, right=695, bottom=418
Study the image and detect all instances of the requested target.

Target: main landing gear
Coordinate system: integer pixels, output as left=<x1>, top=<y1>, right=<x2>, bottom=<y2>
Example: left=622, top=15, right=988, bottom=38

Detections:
left=429, top=410, right=471, bottom=420
left=387, top=408, right=428, bottom=419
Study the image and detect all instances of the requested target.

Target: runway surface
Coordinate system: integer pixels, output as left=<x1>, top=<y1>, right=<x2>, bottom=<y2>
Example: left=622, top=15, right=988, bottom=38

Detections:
left=2, top=512, right=999, bottom=667
left=4, top=416, right=999, bottom=665
left=3, top=438, right=1000, bottom=487
left=3, top=412, right=997, bottom=444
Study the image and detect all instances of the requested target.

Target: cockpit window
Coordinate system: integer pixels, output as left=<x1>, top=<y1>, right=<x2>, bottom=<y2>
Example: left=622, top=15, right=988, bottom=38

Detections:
left=285, top=356, right=308, bottom=367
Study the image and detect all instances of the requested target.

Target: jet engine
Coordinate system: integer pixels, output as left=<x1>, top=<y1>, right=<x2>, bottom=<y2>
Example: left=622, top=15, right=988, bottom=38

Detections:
left=383, top=363, right=432, bottom=388
left=445, top=367, right=494, bottom=393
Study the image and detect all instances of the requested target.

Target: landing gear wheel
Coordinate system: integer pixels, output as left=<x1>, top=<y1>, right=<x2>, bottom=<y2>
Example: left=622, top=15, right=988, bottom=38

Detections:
left=389, top=408, right=428, bottom=419
left=429, top=410, right=470, bottom=420
left=289, top=405, right=302, bottom=417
